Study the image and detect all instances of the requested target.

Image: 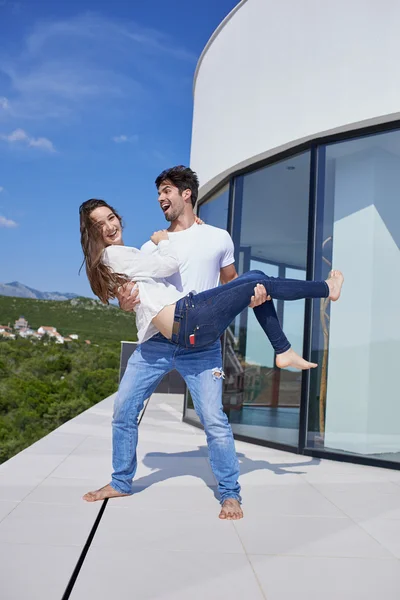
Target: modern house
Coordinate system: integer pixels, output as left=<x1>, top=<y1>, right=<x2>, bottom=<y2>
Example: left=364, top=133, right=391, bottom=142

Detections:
left=185, top=0, right=400, bottom=470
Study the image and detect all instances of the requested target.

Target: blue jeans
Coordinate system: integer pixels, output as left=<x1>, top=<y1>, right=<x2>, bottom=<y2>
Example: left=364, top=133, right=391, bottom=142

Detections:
left=111, top=334, right=240, bottom=503
left=173, top=270, right=329, bottom=353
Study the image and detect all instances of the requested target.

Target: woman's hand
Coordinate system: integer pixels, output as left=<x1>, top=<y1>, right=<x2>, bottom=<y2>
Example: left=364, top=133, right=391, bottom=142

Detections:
left=150, top=230, right=169, bottom=245
left=195, top=216, right=204, bottom=225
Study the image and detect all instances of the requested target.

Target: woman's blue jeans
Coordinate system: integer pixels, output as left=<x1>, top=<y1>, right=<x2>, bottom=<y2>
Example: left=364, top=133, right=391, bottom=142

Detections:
left=172, top=270, right=329, bottom=353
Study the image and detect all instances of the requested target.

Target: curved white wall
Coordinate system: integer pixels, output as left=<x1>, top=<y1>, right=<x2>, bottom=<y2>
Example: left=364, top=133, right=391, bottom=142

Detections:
left=191, top=0, right=400, bottom=195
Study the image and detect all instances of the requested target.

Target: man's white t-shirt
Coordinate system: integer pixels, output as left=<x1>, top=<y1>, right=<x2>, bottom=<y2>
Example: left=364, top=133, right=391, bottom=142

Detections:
left=141, top=222, right=235, bottom=296
left=104, top=223, right=235, bottom=344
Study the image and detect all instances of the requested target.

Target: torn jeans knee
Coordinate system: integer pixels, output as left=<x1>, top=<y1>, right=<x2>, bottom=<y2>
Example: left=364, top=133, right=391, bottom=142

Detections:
left=212, top=367, right=225, bottom=381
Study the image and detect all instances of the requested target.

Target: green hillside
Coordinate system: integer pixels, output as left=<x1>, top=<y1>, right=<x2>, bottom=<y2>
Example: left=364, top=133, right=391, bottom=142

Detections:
left=0, top=296, right=137, bottom=343
left=0, top=336, right=121, bottom=463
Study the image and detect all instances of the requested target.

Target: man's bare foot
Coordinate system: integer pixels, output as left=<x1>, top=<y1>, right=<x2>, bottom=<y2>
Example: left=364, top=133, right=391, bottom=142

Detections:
left=276, top=348, right=317, bottom=370
left=326, top=270, right=344, bottom=301
left=219, top=499, right=243, bottom=520
left=82, top=483, right=130, bottom=502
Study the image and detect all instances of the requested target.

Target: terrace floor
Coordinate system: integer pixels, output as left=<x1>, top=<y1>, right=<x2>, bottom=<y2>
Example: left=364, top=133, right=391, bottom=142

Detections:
left=1, top=392, right=400, bottom=599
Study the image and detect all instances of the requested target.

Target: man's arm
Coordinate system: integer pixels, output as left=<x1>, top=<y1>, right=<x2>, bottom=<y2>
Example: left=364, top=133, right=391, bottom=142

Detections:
left=219, top=230, right=269, bottom=306
left=116, top=281, right=139, bottom=312
left=219, top=263, right=238, bottom=284
left=220, top=264, right=270, bottom=307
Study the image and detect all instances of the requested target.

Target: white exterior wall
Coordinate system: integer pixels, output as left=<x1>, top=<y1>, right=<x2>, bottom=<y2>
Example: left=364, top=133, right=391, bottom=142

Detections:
left=191, top=0, right=400, bottom=195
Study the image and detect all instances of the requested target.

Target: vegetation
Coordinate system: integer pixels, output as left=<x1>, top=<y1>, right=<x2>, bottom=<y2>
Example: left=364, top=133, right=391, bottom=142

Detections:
left=0, top=295, right=138, bottom=463
left=0, top=336, right=122, bottom=464
left=0, top=295, right=137, bottom=343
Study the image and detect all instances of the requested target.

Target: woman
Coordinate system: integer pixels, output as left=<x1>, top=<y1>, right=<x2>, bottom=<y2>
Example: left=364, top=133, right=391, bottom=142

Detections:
left=79, top=199, right=343, bottom=370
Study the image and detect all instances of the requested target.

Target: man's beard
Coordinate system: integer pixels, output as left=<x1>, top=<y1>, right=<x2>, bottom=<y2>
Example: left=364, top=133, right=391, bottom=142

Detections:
left=164, top=208, right=180, bottom=222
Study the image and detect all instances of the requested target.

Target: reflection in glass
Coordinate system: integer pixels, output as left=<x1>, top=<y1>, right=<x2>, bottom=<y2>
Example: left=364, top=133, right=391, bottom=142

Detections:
left=308, top=130, right=400, bottom=462
left=227, top=152, right=311, bottom=446
left=198, top=185, right=229, bottom=230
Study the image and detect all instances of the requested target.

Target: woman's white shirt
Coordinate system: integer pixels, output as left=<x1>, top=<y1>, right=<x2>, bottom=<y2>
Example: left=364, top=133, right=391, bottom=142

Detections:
left=102, top=240, right=184, bottom=343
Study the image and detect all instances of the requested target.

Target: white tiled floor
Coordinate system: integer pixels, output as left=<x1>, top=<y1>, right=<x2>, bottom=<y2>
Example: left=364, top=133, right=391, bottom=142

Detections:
left=0, top=542, right=80, bottom=600
left=249, top=555, right=400, bottom=600
left=0, top=396, right=117, bottom=599
left=69, top=547, right=266, bottom=600
left=1, top=392, right=400, bottom=599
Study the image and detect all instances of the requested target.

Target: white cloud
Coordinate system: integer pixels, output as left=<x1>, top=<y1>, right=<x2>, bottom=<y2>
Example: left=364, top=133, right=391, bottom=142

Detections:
left=0, top=215, right=17, bottom=228
left=113, top=135, right=127, bottom=143
left=6, top=128, right=27, bottom=142
left=112, top=134, right=139, bottom=144
left=25, top=13, right=196, bottom=63
left=0, top=97, right=9, bottom=110
left=29, top=136, right=56, bottom=151
left=0, top=128, right=56, bottom=152
left=0, top=13, right=195, bottom=121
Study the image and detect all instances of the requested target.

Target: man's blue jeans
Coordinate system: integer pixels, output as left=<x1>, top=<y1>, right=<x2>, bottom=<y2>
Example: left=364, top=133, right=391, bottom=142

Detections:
left=111, top=333, right=241, bottom=504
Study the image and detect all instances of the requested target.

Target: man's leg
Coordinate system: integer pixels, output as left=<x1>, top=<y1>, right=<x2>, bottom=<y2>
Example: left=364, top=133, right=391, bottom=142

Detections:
left=176, top=341, right=243, bottom=520
left=83, top=336, right=173, bottom=502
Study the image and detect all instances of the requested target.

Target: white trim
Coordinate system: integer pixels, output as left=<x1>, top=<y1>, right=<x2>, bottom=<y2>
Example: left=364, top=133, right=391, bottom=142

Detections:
left=197, top=111, right=400, bottom=201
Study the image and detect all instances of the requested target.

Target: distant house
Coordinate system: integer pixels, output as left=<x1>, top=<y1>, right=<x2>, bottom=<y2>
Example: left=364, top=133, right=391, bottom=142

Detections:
left=1, top=331, right=16, bottom=339
left=0, top=325, right=12, bottom=333
left=38, top=326, right=64, bottom=344
left=69, top=334, right=79, bottom=340
left=64, top=337, right=72, bottom=342
left=38, top=326, right=58, bottom=336
left=18, top=328, right=35, bottom=338
left=14, top=316, right=28, bottom=330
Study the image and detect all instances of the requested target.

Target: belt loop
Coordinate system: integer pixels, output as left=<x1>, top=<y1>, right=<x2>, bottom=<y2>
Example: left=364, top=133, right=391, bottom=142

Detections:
left=174, top=298, right=182, bottom=321
left=172, top=321, right=180, bottom=337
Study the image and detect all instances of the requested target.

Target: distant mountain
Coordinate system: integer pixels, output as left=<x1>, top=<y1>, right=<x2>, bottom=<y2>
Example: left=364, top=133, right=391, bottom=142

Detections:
left=0, top=281, right=80, bottom=301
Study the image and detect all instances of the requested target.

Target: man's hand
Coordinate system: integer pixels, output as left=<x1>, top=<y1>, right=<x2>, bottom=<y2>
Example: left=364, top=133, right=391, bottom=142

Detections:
left=194, top=216, right=204, bottom=225
left=249, top=283, right=271, bottom=308
left=116, top=282, right=140, bottom=312
left=150, top=230, right=169, bottom=245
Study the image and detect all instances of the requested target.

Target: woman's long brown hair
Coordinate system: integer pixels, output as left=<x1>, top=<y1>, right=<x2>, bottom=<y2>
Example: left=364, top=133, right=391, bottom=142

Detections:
left=79, top=199, right=128, bottom=304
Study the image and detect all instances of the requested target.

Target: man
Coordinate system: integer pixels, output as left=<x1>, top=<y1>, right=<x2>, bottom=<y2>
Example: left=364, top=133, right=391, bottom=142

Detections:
left=84, top=166, right=267, bottom=519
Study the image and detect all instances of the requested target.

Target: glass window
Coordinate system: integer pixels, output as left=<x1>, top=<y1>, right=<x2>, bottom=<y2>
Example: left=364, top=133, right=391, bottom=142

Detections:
left=198, top=185, right=229, bottom=230
left=227, top=151, right=311, bottom=446
left=308, top=130, right=400, bottom=462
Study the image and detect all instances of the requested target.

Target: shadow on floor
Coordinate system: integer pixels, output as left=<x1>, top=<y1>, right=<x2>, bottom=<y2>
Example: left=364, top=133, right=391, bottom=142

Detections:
left=132, top=447, right=321, bottom=500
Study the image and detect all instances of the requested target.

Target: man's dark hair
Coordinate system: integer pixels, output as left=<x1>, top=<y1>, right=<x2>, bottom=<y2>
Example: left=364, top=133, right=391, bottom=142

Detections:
left=155, top=165, right=199, bottom=208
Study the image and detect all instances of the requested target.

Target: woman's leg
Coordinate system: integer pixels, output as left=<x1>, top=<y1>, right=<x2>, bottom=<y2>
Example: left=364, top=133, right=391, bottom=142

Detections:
left=181, top=270, right=343, bottom=367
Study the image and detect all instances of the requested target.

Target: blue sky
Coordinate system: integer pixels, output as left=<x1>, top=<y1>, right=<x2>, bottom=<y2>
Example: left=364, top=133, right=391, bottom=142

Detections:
left=0, top=0, right=238, bottom=296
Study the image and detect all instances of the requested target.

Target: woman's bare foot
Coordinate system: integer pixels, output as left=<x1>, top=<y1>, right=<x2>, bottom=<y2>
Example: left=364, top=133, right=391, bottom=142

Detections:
left=276, top=348, right=317, bottom=370
left=326, top=270, right=344, bottom=301
left=82, top=483, right=130, bottom=502
left=219, top=498, right=243, bottom=520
